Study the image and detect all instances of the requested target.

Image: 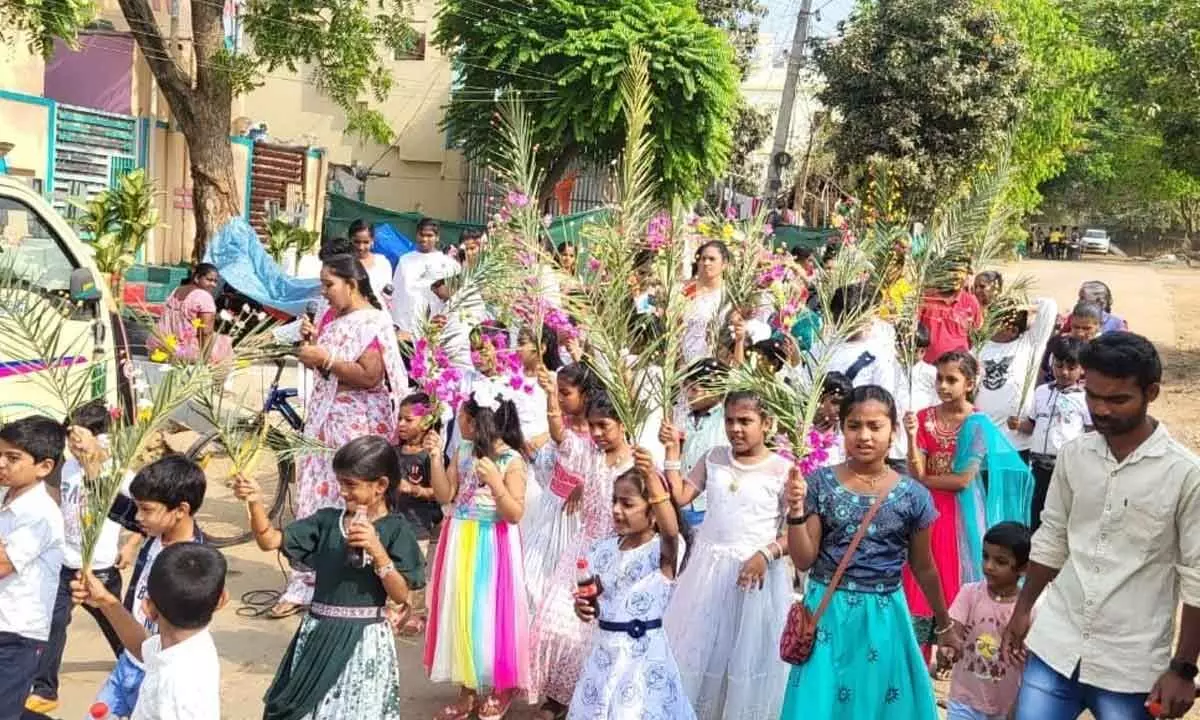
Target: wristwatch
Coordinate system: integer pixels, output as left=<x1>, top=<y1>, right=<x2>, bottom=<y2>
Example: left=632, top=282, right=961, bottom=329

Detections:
left=1169, top=659, right=1199, bottom=681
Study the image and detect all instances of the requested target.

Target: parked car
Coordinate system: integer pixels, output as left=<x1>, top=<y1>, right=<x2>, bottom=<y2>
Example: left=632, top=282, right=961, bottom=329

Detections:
left=0, top=175, right=129, bottom=420
left=1081, top=228, right=1111, bottom=254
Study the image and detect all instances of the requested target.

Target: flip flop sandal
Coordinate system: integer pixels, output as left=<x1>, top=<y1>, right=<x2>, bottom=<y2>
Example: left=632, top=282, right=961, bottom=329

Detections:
left=478, top=693, right=513, bottom=720
left=433, top=698, right=475, bottom=720
left=267, top=602, right=306, bottom=620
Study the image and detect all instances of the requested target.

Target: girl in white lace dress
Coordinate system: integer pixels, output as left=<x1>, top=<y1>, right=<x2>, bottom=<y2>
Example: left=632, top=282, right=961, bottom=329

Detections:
left=661, top=391, right=792, bottom=720
left=568, top=451, right=693, bottom=720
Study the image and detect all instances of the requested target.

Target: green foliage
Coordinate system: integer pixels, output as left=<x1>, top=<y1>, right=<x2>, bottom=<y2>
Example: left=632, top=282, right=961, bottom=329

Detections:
left=989, top=0, right=1104, bottom=214
left=436, top=0, right=740, bottom=202
left=814, top=0, right=1026, bottom=215
left=243, top=0, right=418, bottom=144
left=1086, top=0, right=1200, bottom=178
left=71, top=169, right=160, bottom=282
left=263, top=218, right=320, bottom=271
left=0, top=0, right=95, bottom=58
left=695, top=0, right=768, bottom=78
left=728, top=100, right=774, bottom=196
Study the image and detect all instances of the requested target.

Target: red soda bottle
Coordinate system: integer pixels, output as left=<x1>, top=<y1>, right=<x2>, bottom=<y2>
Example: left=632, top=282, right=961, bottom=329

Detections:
left=575, top=558, right=600, bottom=609
left=89, top=702, right=113, bottom=719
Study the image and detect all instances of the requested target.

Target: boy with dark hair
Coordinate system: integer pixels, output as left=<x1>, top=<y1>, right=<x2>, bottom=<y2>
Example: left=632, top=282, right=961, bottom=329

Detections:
left=75, top=542, right=226, bottom=719
left=25, top=402, right=141, bottom=715
left=0, top=415, right=67, bottom=720
left=391, top=216, right=458, bottom=340
left=1009, top=335, right=1091, bottom=531
left=75, top=454, right=207, bottom=718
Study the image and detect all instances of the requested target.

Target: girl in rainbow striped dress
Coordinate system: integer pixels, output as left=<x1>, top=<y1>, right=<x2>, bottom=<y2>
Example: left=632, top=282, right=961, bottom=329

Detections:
left=425, top=378, right=531, bottom=720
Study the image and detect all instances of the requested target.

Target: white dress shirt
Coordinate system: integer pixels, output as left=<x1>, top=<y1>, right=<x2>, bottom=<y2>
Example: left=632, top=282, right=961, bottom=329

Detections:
left=131, top=630, right=221, bottom=720
left=1027, top=423, right=1200, bottom=693
left=390, top=251, right=460, bottom=335
left=0, top=483, right=65, bottom=641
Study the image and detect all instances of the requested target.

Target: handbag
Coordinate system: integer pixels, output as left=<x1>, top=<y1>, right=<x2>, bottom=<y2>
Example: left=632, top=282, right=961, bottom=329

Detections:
left=779, top=487, right=888, bottom=665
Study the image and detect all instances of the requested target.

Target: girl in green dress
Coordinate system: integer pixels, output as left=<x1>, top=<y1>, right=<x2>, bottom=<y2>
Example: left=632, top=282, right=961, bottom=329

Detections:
left=235, top=435, right=425, bottom=720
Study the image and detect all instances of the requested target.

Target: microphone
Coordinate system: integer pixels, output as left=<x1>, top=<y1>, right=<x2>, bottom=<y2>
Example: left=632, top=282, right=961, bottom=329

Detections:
left=304, top=300, right=321, bottom=323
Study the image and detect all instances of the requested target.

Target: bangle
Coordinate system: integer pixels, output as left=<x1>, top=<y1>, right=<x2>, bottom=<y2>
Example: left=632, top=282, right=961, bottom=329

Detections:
left=663, top=460, right=682, bottom=471
left=375, top=562, right=396, bottom=579
left=756, top=548, right=774, bottom=564
left=648, top=493, right=671, bottom=506
left=786, top=513, right=810, bottom=526
left=547, top=411, right=562, bottom=418
left=934, top=623, right=954, bottom=636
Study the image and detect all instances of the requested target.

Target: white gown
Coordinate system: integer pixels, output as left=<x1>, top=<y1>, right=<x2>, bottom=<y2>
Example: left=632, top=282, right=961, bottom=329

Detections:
left=568, top=535, right=695, bottom=720
left=664, top=447, right=792, bottom=720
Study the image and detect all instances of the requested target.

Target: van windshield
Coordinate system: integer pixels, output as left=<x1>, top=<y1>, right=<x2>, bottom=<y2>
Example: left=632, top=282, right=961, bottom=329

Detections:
left=0, top=196, right=74, bottom=292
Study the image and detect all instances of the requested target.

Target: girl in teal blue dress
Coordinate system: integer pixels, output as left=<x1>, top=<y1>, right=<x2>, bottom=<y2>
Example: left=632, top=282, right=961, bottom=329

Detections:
left=782, top=385, right=952, bottom=720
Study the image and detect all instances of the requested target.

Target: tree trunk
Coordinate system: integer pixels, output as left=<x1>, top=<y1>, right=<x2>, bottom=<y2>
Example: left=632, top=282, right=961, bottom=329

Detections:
left=182, top=119, right=240, bottom=262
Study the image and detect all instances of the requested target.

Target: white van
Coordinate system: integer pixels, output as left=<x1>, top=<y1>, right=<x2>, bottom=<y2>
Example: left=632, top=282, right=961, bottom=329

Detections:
left=0, top=175, right=125, bottom=420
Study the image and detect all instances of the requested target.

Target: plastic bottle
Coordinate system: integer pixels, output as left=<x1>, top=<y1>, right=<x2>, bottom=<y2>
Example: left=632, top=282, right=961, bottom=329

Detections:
left=88, top=702, right=113, bottom=719
left=575, top=558, right=600, bottom=610
left=345, top=507, right=369, bottom=568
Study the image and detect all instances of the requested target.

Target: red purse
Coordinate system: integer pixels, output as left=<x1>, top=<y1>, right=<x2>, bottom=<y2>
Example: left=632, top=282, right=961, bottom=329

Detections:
left=779, top=491, right=887, bottom=665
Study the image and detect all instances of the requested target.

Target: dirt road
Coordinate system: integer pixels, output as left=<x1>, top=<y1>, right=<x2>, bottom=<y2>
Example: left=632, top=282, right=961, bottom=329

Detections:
left=47, top=257, right=1200, bottom=720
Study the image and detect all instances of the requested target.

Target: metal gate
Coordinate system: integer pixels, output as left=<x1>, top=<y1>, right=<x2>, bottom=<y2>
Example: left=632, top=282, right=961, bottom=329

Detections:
left=248, top=143, right=306, bottom=237
left=52, top=104, right=139, bottom=217
left=463, top=157, right=610, bottom=225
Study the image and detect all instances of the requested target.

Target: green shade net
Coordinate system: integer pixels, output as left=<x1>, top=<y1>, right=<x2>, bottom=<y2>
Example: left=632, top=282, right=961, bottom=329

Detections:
left=323, top=193, right=610, bottom=250
left=770, top=224, right=838, bottom=252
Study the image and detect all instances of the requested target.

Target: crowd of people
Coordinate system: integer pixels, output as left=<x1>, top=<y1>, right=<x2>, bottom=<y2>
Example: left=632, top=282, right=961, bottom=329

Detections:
left=1, top=216, right=1199, bottom=720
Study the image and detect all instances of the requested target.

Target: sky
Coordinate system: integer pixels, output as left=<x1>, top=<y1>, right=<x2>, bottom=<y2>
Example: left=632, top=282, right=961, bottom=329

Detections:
left=763, top=0, right=855, bottom=44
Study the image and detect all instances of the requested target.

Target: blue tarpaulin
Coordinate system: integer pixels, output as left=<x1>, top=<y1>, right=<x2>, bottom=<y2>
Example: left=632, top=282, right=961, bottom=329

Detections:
left=372, top=223, right=414, bottom=271
left=204, top=217, right=320, bottom=316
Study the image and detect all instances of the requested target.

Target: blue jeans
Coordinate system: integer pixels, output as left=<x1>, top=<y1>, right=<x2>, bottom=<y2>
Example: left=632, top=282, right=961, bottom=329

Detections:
left=0, top=632, right=42, bottom=720
left=947, top=699, right=1006, bottom=720
left=1015, top=652, right=1152, bottom=719
left=681, top=506, right=705, bottom=527
left=93, top=651, right=146, bottom=718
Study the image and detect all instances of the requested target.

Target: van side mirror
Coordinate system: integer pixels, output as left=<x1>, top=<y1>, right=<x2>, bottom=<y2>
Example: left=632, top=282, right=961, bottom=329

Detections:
left=70, top=267, right=101, bottom=302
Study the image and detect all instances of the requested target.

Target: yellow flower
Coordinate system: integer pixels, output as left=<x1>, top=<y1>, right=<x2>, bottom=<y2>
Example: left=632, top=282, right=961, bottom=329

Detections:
left=82, top=512, right=93, bottom=529
left=191, top=318, right=205, bottom=329
left=137, top=407, right=153, bottom=423
left=164, top=334, right=178, bottom=351
left=235, top=358, right=251, bottom=369
left=697, top=221, right=712, bottom=236
left=720, top=223, right=734, bottom=240
left=149, top=349, right=169, bottom=363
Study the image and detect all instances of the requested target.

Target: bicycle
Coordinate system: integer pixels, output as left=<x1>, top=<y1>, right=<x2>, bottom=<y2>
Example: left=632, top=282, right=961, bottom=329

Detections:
left=187, top=359, right=304, bottom=548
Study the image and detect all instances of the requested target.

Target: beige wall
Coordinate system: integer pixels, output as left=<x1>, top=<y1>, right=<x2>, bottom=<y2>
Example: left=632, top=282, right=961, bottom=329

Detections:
left=0, top=98, right=50, bottom=184
left=0, top=39, right=46, bottom=97
left=233, top=0, right=466, bottom=220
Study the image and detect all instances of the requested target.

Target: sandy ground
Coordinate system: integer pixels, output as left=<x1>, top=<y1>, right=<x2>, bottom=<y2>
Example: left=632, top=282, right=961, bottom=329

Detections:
left=43, top=257, right=1200, bottom=720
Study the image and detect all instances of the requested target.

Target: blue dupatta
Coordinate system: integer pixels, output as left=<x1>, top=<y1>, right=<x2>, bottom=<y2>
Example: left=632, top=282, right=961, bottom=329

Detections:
left=952, top=413, right=1035, bottom=584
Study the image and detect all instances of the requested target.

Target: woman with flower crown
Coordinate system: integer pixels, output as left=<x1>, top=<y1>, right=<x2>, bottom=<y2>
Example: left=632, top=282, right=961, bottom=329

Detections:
left=425, top=376, right=532, bottom=720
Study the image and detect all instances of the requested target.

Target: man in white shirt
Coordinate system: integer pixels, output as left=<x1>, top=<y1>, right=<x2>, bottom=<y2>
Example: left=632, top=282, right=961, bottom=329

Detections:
left=1003, top=332, right=1200, bottom=719
left=391, top=218, right=460, bottom=339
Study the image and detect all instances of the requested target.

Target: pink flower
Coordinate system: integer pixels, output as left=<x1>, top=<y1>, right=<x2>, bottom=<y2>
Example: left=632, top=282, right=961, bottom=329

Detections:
left=725, top=205, right=737, bottom=220
left=506, top=191, right=530, bottom=209
left=509, top=375, right=525, bottom=390
left=409, top=402, right=432, bottom=417
left=518, top=251, right=534, bottom=267
left=108, top=406, right=122, bottom=420
left=587, top=257, right=602, bottom=273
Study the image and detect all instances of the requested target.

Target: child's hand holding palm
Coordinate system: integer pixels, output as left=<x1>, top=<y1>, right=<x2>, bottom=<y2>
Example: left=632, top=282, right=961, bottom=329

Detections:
left=232, top=474, right=262, bottom=504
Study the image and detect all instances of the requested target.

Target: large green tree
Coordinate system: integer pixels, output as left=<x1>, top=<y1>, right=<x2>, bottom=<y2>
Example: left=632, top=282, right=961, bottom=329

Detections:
left=813, top=0, right=1026, bottom=215
left=436, top=0, right=740, bottom=202
left=989, top=0, right=1103, bottom=214
left=1, top=0, right=415, bottom=259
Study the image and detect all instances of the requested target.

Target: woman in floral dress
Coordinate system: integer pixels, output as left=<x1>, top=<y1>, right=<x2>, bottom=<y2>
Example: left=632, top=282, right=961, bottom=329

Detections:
left=149, top=262, right=232, bottom=363
left=275, top=253, right=409, bottom=617
left=681, top=241, right=729, bottom=364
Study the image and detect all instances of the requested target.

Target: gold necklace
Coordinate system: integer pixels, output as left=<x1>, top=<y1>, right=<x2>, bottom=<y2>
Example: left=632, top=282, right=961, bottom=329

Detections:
left=847, top=466, right=889, bottom=489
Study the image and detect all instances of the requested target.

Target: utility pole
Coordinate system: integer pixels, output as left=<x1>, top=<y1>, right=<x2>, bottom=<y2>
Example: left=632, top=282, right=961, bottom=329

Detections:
left=764, top=0, right=814, bottom=200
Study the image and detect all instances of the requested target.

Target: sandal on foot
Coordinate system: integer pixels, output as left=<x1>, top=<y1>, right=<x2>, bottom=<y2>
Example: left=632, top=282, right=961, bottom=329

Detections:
left=478, top=693, right=513, bottom=720
left=399, top=613, right=427, bottom=637
left=267, top=601, right=306, bottom=619
left=433, top=697, right=475, bottom=720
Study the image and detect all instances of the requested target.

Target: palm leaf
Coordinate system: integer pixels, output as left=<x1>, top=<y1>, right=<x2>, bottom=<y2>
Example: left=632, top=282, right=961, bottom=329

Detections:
left=0, top=259, right=100, bottom=416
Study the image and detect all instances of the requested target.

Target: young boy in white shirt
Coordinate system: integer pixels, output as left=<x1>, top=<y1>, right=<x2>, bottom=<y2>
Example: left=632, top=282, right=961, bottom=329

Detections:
left=76, top=541, right=226, bottom=719
left=1008, top=335, right=1092, bottom=531
left=72, top=455, right=208, bottom=718
left=26, top=403, right=139, bottom=714
left=0, top=415, right=67, bottom=720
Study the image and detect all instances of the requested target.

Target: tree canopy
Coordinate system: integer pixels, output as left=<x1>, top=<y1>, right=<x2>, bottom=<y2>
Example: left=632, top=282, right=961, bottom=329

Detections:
left=435, top=0, right=740, bottom=202
left=813, top=0, right=1026, bottom=215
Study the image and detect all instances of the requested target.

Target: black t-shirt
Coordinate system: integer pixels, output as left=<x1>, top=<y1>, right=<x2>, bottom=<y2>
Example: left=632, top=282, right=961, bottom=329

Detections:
left=391, top=449, right=442, bottom=536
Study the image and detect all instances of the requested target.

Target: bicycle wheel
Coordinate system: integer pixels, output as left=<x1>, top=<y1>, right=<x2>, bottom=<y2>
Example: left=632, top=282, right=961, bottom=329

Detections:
left=186, top=424, right=294, bottom=548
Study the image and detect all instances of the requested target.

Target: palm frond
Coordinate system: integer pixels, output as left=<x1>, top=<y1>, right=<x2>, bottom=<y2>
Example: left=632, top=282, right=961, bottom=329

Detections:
left=0, top=259, right=101, bottom=417
left=615, top=47, right=660, bottom=237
